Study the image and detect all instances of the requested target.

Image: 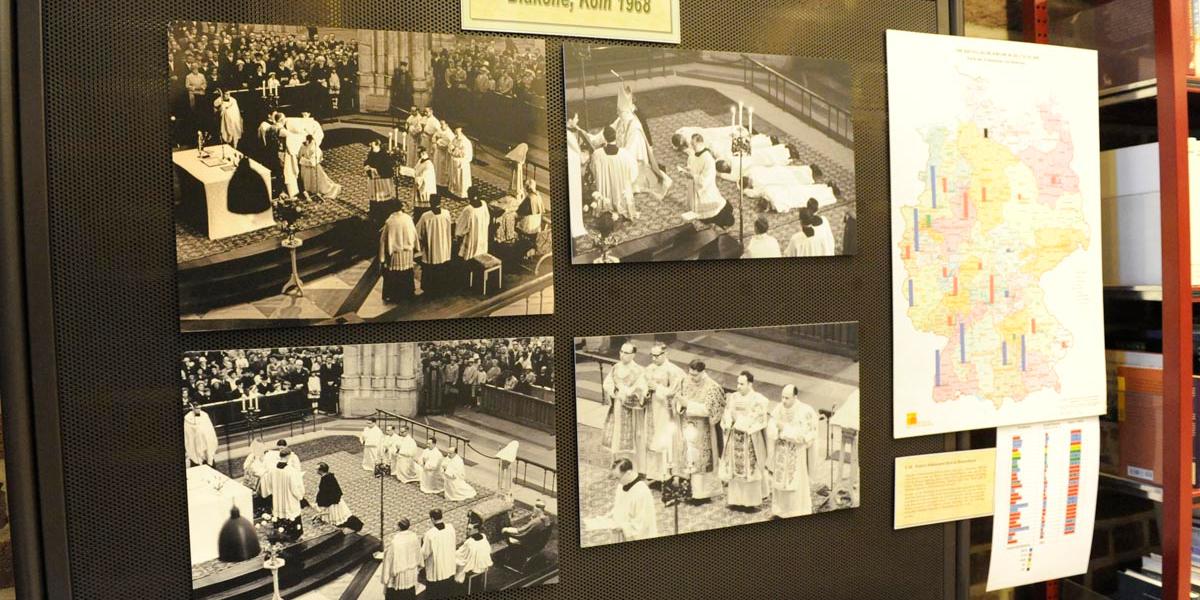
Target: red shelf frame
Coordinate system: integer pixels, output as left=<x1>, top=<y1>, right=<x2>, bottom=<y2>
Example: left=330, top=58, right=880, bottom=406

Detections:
left=1153, top=0, right=1194, bottom=598
left=1020, top=1, right=1193, bottom=598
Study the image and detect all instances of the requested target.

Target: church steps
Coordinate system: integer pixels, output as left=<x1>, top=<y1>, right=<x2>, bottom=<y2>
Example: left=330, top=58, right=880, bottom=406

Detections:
left=178, top=217, right=369, bottom=314
left=194, top=530, right=379, bottom=600
left=336, top=557, right=381, bottom=600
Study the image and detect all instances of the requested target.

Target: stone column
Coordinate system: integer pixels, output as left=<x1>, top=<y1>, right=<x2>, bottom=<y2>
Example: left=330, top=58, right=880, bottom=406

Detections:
left=339, top=343, right=419, bottom=417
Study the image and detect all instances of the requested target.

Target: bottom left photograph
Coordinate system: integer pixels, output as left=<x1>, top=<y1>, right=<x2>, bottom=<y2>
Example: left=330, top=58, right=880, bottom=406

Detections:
left=179, top=337, right=558, bottom=599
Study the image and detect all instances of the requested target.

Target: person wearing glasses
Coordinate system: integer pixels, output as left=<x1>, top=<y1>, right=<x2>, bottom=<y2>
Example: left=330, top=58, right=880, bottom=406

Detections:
left=642, top=343, right=684, bottom=485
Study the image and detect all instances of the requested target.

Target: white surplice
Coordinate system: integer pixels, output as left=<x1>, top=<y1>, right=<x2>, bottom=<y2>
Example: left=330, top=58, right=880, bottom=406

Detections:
left=608, top=477, right=658, bottom=542
left=589, top=144, right=639, bottom=220
left=360, top=424, right=383, bottom=471
left=183, top=410, right=219, bottom=466
left=441, top=454, right=477, bottom=501
left=421, top=523, right=458, bottom=584
left=413, top=158, right=436, bottom=208
left=456, top=204, right=491, bottom=260
left=687, top=149, right=726, bottom=220
left=390, top=434, right=421, bottom=483
left=263, top=463, right=304, bottom=520
left=417, top=209, right=453, bottom=266
left=419, top=447, right=445, bottom=494
left=380, top=530, right=422, bottom=592
left=449, top=135, right=474, bottom=199
left=455, top=534, right=493, bottom=583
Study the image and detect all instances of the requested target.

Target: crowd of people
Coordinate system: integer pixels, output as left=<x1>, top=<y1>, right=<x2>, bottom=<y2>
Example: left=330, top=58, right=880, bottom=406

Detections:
left=169, top=23, right=359, bottom=146
left=591, top=342, right=821, bottom=543
left=180, top=347, right=344, bottom=416
left=183, top=407, right=552, bottom=600
left=419, top=39, right=546, bottom=144
left=416, top=338, right=555, bottom=413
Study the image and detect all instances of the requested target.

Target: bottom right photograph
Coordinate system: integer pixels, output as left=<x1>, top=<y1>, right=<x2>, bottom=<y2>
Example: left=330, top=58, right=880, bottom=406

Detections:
left=573, top=322, right=860, bottom=548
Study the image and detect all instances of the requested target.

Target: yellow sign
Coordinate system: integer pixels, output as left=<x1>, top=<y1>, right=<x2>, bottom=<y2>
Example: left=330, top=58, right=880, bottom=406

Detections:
left=461, top=0, right=680, bottom=44
left=894, top=448, right=996, bottom=529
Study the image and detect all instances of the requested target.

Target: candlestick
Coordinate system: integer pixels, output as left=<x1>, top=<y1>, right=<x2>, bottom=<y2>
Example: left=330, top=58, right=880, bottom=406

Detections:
left=388, top=132, right=394, bottom=151
left=737, top=101, right=744, bottom=127
left=748, top=107, right=754, bottom=133
left=730, top=105, right=736, bottom=128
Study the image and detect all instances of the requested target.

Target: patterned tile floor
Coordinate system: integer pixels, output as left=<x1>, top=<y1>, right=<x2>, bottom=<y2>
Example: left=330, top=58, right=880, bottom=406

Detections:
left=575, top=420, right=854, bottom=548
left=192, top=436, right=500, bottom=582
left=571, top=86, right=855, bottom=258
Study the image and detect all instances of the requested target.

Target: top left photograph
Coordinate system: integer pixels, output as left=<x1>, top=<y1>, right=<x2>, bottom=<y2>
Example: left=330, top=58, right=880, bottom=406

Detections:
left=168, top=22, right=554, bottom=332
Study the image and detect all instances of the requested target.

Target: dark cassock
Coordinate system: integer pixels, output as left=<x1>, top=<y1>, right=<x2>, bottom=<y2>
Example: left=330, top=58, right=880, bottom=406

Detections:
left=379, top=210, right=417, bottom=303
left=315, top=469, right=354, bottom=526
left=363, top=142, right=396, bottom=226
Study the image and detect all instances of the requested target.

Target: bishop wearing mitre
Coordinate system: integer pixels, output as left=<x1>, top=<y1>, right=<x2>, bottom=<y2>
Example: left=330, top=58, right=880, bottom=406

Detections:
left=360, top=417, right=384, bottom=471
left=602, top=342, right=648, bottom=471
left=183, top=402, right=219, bottom=467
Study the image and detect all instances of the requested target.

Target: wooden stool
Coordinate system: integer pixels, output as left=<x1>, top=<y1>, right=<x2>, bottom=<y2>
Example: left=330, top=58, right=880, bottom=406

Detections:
left=469, top=254, right=502, bottom=296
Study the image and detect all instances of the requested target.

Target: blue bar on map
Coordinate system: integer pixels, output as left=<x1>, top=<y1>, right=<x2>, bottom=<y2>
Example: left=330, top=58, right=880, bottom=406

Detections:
left=1021, top=335, right=1027, bottom=371
left=935, top=350, right=940, bottom=386
left=908, top=279, right=914, bottom=307
left=931, top=166, right=937, bottom=208
left=1002, top=341, right=1007, bottom=366
left=959, top=322, right=965, bottom=363
left=913, top=210, right=920, bottom=252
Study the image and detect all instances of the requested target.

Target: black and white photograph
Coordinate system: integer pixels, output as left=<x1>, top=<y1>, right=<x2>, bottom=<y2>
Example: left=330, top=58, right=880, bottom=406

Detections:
left=180, top=337, right=558, bottom=598
left=169, top=23, right=553, bottom=332
left=574, top=323, right=860, bottom=547
left=565, top=45, right=857, bottom=263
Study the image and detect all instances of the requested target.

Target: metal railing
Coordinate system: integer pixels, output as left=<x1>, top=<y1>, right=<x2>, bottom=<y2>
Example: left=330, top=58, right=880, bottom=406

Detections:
left=373, top=408, right=557, bottom=498
left=741, top=56, right=854, bottom=147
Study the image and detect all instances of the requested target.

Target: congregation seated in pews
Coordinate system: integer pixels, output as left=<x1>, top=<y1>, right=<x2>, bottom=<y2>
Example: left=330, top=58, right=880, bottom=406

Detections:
left=427, top=38, right=547, bottom=145
left=169, top=22, right=359, bottom=148
left=180, top=347, right=344, bottom=427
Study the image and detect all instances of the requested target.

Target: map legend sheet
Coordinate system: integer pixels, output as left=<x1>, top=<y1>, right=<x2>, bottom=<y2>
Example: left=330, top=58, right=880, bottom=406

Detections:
left=987, top=417, right=1099, bottom=591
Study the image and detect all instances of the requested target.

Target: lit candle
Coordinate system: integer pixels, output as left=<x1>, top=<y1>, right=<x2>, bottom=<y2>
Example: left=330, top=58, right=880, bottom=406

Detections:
left=388, top=131, right=394, bottom=151
left=748, top=107, right=754, bottom=133
left=730, top=105, right=736, bottom=127
left=737, top=101, right=744, bottom=127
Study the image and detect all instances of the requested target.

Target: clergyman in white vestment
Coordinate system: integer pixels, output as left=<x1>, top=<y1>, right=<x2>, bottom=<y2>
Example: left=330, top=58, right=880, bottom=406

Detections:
left=441, top=447, right=477, bottom=501
left=767, top=384, right=818, bottom=518
left=380, top=518, right=422, bottom=599
left=421, top=509, right=457, bottom=598
left=360, top=418, right=384, bottom=471
left=419, top=440, right=445, bottom=494
left=183, top=404, right=219, bottom=467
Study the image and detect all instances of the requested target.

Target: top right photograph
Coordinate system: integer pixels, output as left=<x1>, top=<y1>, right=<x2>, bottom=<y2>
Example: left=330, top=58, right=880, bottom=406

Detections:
left=564, top=45, right=856, bottom=264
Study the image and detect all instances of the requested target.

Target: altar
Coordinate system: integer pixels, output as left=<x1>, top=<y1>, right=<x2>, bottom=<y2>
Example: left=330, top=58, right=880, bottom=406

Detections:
left=187, top=465, right=254, bottom=565
left=173, top=145, right=275, bottom=241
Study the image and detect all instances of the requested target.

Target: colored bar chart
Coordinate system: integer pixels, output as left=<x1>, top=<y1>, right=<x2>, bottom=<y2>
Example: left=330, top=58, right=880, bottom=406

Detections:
left=1007, top=435, right=1028, bottom=545
left=1064, top=429, right=1081, bottom=535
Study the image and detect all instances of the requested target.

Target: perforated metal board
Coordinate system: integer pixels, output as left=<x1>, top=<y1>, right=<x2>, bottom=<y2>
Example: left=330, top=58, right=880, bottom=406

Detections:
left=30, top=0, right=948, bottom=597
